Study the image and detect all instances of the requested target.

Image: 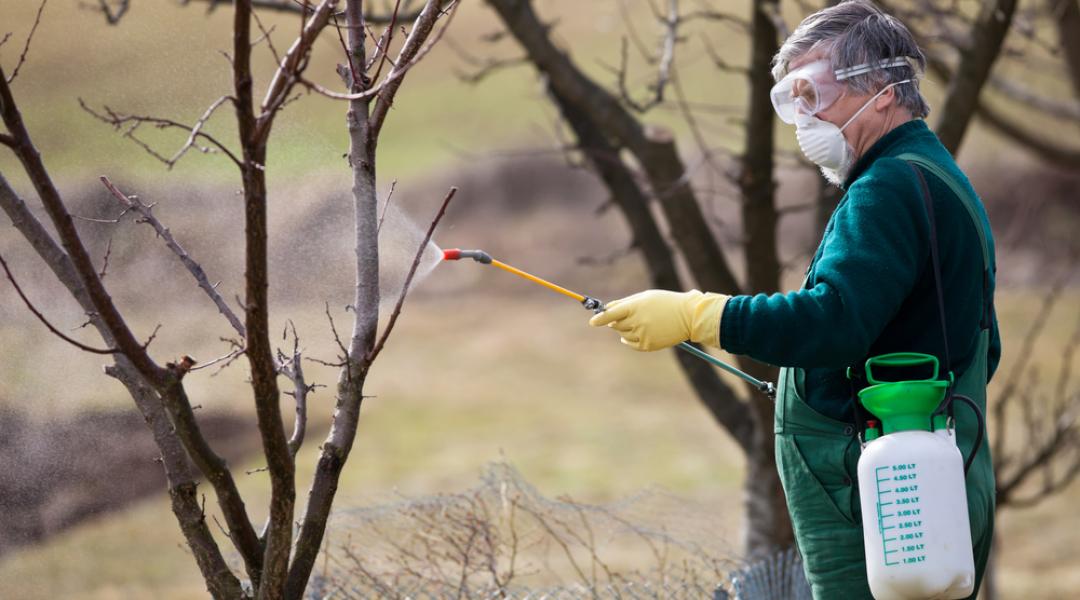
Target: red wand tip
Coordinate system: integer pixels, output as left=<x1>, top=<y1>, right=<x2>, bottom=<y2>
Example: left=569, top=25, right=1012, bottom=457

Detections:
left=442, top=248, right=462, bottom=261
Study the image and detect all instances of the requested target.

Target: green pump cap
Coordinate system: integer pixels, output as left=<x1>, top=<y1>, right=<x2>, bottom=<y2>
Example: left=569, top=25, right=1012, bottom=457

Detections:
left=857, top=353, right=950, bottom=434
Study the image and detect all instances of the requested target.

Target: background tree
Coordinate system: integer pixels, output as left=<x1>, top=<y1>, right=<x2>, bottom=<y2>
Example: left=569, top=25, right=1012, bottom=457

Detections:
left=473, top=0, right=1080, bottom=559
left=0, top=0, right=455, bottom=597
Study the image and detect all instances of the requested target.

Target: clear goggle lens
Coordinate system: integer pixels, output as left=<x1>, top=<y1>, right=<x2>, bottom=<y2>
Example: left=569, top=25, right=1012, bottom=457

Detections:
left=770, top=57, right=914, bottom=124
left=769, top=60, right=842, bottom=125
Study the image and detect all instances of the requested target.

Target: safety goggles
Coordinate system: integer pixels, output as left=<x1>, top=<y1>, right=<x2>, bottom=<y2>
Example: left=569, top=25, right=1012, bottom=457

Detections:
left=770, top=57, right=912, bottom=124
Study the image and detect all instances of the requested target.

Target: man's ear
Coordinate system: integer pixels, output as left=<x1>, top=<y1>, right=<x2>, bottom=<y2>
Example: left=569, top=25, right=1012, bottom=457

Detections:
left=875, top=85, right=897, bottom=111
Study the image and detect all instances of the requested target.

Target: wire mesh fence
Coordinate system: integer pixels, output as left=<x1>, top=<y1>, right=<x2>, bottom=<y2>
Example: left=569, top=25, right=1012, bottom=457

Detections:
left=295, top=462, right=811, bottom=599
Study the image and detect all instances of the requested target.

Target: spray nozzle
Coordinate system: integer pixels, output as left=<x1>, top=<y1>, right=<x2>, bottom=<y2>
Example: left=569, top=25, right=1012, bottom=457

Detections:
left=443, top=248, right=492, bottom=264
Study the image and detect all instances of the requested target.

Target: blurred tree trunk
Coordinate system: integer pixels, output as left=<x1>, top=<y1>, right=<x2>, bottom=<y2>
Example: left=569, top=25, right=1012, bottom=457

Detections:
left=981, top=536, right=1000, bottom=600
left=931, top=0, right=1018, bottom=152
left=738, top=0, right=791, bottom=556
left=485, top=0, right=791, bottom=556
left=1054, top=0, right=1080, bottom=98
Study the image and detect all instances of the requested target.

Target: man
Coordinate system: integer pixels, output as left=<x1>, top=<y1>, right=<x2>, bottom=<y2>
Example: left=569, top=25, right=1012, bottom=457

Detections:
left=589, top=1, right=999, bottom=598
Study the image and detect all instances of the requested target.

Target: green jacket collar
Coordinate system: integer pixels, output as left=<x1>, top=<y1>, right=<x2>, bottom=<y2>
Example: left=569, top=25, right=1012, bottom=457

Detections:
left=842, top=119, right=932, bottom=190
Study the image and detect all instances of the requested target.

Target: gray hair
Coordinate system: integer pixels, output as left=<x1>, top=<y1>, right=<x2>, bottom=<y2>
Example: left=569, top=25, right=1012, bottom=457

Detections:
left=772, top=0, right=930, bottom=118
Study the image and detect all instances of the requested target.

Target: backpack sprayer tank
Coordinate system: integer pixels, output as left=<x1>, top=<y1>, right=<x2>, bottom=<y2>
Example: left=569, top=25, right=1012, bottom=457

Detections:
left=855, top=353, right=975, bottom=600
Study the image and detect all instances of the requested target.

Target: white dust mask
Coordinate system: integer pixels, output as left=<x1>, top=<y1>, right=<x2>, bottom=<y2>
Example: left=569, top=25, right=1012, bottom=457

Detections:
left=794, top=80, right=911, bottom=176
left=795, top=113, right=851, bottom=171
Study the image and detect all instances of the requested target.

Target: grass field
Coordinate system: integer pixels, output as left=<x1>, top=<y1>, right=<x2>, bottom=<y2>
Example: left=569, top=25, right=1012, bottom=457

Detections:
left=0, top=287, right=1076, bottom=597
left=0, top=233, right=1076, bottom=598
left=1, top=0, right=1078, bottom=598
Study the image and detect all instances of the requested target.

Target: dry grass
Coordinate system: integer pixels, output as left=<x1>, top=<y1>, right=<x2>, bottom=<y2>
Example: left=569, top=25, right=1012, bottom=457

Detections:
left=1, top=1, right=1077, bottom=598
left=0, top=269, right=1076, bottom=598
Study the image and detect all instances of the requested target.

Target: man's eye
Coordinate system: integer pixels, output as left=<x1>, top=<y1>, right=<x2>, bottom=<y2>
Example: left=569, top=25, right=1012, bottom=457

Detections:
left=792, top=81, right=816, bottom=104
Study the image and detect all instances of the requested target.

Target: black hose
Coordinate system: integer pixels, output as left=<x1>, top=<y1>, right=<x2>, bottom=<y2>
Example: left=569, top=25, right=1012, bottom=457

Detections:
left=951, top=394, right=985, bottom=475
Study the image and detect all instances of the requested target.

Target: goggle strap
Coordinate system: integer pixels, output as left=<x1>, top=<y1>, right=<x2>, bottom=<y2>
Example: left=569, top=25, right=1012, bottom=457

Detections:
left=834, top=57, right=912, bottom=81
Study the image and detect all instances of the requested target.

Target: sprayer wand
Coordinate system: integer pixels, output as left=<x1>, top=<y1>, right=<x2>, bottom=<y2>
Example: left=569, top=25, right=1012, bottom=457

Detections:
left=443, top=248, right=776, bottom=399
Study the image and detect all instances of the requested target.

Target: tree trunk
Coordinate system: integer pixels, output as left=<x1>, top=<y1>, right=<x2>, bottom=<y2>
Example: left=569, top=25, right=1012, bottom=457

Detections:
left=980, top=534, right=999, bottom=600
left=737, top=0, right=791, bottom=556
left=484, top=0, right=795, bottom=557
left=933, top=0, right=1018, bottom=153
left=1053, top=0, right=1080, bottom=99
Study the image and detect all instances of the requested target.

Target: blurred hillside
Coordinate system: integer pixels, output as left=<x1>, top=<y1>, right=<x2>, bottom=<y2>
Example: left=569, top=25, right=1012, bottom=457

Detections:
left=1, top=0, right=1078, bottom=598
left=3, top=0, right=1073, bottom=186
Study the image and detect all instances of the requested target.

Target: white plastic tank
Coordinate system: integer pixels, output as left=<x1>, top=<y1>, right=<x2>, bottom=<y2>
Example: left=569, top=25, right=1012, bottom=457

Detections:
left=858, top=429, right=974, bottom=599
left=854, top=353, right=975, bottom=600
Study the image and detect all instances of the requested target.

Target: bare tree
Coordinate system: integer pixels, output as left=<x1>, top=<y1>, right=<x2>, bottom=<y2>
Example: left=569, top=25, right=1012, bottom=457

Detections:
left=879, top=0, right=1080, bottom=167
left=1, top=1, right=455, bottom=598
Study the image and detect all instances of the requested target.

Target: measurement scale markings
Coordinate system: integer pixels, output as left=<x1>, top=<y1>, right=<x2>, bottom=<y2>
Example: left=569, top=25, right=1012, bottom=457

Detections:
left=876, top=464, right=927, bottom=567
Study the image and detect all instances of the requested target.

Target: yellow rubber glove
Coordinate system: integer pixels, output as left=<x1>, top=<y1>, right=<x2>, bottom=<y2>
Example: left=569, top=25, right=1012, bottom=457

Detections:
left=588, top=289, right=729, bottom=351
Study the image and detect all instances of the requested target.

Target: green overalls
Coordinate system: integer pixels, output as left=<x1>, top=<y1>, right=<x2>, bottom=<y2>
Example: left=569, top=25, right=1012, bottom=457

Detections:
left=774, top=155, right=996, bottom=599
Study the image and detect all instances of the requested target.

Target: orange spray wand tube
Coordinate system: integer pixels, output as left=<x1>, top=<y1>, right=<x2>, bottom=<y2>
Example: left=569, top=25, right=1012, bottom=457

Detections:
left=489, top=260, right=587, bottom=303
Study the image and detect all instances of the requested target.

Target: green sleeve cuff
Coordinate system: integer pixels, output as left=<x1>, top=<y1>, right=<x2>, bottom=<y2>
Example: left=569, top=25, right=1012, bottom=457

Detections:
left=719, top=294, right=748, bottom=354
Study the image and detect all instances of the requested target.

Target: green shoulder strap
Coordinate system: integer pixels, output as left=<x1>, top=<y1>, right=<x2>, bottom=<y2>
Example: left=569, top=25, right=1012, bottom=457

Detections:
left=895, top=152, right=991, bottom=272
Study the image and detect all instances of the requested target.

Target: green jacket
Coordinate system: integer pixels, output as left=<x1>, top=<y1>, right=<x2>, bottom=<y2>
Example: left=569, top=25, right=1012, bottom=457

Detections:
left=721, top=119, right=1000, bottom=422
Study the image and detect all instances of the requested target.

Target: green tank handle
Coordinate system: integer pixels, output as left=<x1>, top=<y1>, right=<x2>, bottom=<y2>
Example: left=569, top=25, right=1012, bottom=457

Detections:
left=864, top=352, right=939, bottom=385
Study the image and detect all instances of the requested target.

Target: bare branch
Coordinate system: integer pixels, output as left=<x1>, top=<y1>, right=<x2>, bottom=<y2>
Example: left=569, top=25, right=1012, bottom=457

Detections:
left=80, top=0, right=130, bottom=25
left=6, top=0, right=47, bottom=84
left=1, top=66, right=169, bottom=385
left=0, top=174, right=242, bottom=597
left=609, top=0, right=678, bottom=114
left=368, top=186, right=456, bottom=363
left=255, top=0, right=338, bottom=142
left=278, top=321, right=310, bottom=457
left=369, top=0, right=404, bottom=85
left=992, top=267, right=1071, bottom=458
left=617, top=0, right=658, bottom=64
left=671, top=70, right=733, bottom=183
left=251, top=9, right=282, bottom=64
left=987, top=74, right=1080, bottom=121
left=993, top=268, right=1080, bottom=510
left=331, top=13, right=362, bottom=92
left=702, top=35, right=749, bottom=74
left=98, top=237, right=113, bottom=279
left=190, top=347, right=247, bottom=373
left=445, top=36, right=528, bottom=84
left=298, top=1, right=456, bottom=109
left=174, top=96, right=234, bottom=165
left=99, top=176, right=247, bottom=338
left=654, top=0, right=678, bottom=99
left=324, top=302, right=351, bottom=374
left=0, top=250, right=119, bottom=354
left=376, top=179, right=397, bottom=234
left=183, top=0, right=425, bottom=23
left=79, top=98, right=244, bottom=168
left=681, top=8, right=751, bottom=31
left=757, top=0, right=789, bottom=39
left=976, top=100, right=1080, bottom=167
left=368, top=0, right=458, bottom=137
